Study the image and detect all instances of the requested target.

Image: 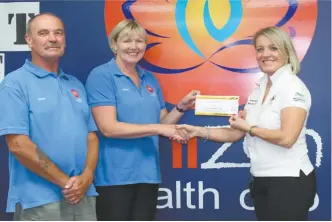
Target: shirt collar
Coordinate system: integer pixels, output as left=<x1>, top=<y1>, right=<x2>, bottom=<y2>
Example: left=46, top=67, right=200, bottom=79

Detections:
left=255, top=64, right=293, bottom=86
left=108, top=58, right=147, bottom=79
left=23, top=59, right=69, bottom=80
left=270, top=64, right=293, bottom=84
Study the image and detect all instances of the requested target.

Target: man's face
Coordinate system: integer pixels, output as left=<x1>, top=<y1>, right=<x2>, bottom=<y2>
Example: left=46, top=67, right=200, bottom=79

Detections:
left=25, top=15, right=66, bottom=60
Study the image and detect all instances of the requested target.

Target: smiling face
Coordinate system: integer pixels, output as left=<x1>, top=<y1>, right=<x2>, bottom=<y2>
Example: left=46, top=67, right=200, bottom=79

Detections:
left=25, top=14, right=66, bottom=61
left=255, top=34, right=287, bottom=76
left=113, top=30, right=147, bottom=65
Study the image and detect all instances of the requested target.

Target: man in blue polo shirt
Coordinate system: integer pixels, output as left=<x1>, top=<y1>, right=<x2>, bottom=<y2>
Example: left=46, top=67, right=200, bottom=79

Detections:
left=0, top=13, right=98, bottom=220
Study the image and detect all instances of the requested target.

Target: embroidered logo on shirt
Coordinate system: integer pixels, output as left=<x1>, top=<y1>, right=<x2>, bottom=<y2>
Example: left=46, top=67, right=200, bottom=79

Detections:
left=122, top=88, right=130, bottom=91
left=37, top=97, right=46, bottom=101
left=293, top=92, right=306, bottom=103
left=146, top=85, right=154, bottom=93
left=71, top=89, right=79, bottom=98
left=247, top=99, right=258, bottom=105
left=294, top=92, right=304, bottom=98
left=71, top=89, right=82, bottom=103
left=268, top=95, right=276, bottom=104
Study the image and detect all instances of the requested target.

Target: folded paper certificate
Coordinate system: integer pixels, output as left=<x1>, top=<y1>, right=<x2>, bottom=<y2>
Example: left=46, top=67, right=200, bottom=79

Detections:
left=195, top=95, right=239, bottom=116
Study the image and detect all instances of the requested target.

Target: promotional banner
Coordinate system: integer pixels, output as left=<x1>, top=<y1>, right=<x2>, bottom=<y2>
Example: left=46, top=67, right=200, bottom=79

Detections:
left=0, top=0, right=330, bottom=220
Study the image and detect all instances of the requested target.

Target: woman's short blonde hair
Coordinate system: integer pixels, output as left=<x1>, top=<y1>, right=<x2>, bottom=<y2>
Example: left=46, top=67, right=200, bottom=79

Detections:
left=108, top=19, right=147, bottom=54
left=253, top=26, right=300, bottom=75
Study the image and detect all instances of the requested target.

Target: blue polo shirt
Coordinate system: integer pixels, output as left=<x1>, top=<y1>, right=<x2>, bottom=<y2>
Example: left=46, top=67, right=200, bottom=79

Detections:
left=0, top=60, right=98, bottom=212
left=85, top=58, right=166, bottom=186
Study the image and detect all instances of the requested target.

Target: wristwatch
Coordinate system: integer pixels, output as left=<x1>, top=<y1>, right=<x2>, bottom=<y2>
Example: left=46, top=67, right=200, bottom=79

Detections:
left=248, top=125, right=257, bottom=137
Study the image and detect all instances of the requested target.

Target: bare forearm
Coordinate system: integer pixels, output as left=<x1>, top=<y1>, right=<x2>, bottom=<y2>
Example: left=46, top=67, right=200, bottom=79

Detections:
left=196, top=127, right=245, bottom=143
left=161, top=107, right=184, bottom=124
left=83, top=132, right=99, bottom=178
left=250, top=127, right=295, bottom=148
left=7, top=136, right=69, bottom=188
left=102, top=122, right=162, bottom=138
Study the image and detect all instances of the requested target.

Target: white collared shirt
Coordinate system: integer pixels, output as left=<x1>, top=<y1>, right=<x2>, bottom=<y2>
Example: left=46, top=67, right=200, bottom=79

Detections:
left=244, top=64, right=314, bottom=177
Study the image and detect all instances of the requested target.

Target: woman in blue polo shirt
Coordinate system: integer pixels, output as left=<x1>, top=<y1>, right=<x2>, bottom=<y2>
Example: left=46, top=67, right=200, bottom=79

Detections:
left=85, top=19, right=198, bottom=221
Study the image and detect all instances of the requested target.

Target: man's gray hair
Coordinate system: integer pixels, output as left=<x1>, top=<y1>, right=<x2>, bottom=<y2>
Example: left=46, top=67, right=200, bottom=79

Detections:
left=26, top=12, right=64, bottom=35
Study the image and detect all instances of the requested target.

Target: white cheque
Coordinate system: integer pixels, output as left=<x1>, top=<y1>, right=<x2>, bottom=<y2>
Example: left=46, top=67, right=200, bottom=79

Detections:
left=195, top=95, right=239, bottom=116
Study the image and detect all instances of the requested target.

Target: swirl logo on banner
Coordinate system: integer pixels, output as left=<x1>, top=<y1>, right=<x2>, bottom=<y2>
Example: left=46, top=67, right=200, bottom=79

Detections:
left=104, top=0, right=317, bottom=105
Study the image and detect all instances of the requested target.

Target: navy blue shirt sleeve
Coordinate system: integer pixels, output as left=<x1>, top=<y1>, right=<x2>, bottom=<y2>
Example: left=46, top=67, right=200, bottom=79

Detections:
left=0, top=82, right=29, bottom=136
left=85, top=69, right=116, bottom=108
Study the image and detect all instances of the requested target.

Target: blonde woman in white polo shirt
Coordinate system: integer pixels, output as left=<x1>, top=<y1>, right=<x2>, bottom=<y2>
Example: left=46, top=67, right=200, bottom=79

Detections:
left=175, top=26, right=316, bottom=221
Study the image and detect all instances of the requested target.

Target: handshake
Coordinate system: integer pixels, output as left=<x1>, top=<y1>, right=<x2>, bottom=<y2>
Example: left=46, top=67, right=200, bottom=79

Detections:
left=162, top=110, right=247, bottom=144
left=167, top=124, right=200, bottom=144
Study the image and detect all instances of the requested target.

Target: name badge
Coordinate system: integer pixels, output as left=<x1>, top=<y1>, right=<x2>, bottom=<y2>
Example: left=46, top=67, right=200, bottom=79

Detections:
left=195, top=95, right=239, bottom=116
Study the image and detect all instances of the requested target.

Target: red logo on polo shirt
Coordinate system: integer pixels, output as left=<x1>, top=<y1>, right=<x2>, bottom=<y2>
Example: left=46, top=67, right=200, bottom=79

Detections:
left=71, top=89, right=80, bottom=99
left=146, top=85, right=154, bottom=93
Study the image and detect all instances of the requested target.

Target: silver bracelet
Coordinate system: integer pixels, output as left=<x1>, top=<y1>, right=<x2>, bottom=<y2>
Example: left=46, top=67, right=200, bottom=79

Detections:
left=203, top=127, right=211, bottom=142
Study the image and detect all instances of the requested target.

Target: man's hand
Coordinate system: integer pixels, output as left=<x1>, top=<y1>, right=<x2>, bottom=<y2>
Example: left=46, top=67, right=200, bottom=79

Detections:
left=62, top=172, right=93, bottom=205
